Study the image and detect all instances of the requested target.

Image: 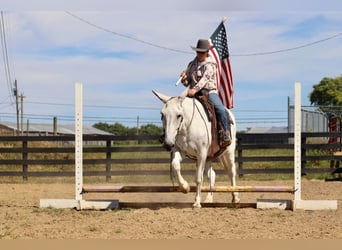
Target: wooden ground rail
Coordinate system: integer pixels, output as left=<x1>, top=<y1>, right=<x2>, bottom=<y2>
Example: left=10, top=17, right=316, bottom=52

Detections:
left=82, top=185, right=295, bottom=193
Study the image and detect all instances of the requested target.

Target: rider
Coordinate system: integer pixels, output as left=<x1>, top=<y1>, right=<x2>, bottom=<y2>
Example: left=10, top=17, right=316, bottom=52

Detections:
left=180, top=39, right=231, bottom=147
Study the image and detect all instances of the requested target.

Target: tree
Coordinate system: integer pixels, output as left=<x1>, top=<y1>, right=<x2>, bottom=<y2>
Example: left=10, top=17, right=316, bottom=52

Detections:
left=93, top=122, right=129, bottom=135
left=309, top=75, right=342, bottom=117
left=139, top=124, right=163, bottom=135
left=93, top=122, right=163, bottom=137
left=93, top=122, right=111, bottom=132
left=111, top=123, right=129, bottom=135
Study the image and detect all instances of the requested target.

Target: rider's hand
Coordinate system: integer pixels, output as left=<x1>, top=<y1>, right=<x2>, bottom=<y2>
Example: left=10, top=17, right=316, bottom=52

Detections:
left=188, top=88, right=197, bottom=97
left=180, top=71, right=188, bottom=85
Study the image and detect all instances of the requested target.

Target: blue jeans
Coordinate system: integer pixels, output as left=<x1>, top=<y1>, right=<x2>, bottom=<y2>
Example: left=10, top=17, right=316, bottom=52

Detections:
left=208, top=93, right=228, bottom=132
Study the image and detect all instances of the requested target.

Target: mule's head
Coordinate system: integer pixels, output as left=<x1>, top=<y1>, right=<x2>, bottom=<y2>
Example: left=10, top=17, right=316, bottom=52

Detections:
left=152, top=89, right=188, bottom=151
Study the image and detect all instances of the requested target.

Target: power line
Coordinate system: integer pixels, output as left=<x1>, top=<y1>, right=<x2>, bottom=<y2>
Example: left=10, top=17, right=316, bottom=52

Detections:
left=25, top=101, right=160, bottom=110
left=65, top=11, right=342, bottom=57
left=0, top=11, right=14, bottom=104
left=232, top=32, right=342, bottom=56
left=64, top=11, right=192, bottom=55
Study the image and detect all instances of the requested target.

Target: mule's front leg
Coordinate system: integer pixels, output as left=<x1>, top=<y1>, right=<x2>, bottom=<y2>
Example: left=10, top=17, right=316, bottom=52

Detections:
left=171, top=151, right=190, bottom=193
left=204, top=161, right=215, bottom=203
left=193, top=157, right=207, bottom=208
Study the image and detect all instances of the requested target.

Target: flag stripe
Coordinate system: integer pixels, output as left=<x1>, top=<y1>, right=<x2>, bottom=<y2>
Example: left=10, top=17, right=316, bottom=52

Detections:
left=222, top=59, right=234, bottom=107
left=208, top=21, right=234, bottom=109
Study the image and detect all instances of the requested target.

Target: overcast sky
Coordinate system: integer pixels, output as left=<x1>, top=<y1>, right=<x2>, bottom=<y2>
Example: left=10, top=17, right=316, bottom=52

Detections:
left=1, top=1, right=342, bottom=130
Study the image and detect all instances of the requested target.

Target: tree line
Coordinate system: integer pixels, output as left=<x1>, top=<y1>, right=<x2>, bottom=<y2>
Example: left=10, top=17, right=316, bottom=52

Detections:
left=93, top=122, right=163, bottom=136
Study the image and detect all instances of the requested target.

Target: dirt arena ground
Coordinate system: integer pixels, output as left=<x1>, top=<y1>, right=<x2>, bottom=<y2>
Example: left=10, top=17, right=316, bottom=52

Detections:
left=0, top=179, right=341, bottom=239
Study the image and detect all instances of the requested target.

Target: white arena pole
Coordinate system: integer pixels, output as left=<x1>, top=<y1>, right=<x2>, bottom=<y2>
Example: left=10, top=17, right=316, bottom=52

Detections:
left=75, top=82, right=83, bottom=202
left=39, top=83, right=85, bottom=209
left=294, top=82, right=301, bottom=202
left=40, top=82, right=118, bottom=209
left=292, top=82, right=337, bottom=210
left=258, top=82, right=337, bottom=210
left=75, top=82, right=118, bottom=209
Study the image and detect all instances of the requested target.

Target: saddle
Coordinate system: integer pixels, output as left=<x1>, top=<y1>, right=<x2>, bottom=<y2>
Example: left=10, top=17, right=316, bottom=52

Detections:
left=196, top=95, right=232, bottom=159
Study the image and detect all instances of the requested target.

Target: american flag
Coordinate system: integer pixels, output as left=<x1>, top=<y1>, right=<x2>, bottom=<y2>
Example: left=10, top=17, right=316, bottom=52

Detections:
left=209, top=21, right=234, bottom=109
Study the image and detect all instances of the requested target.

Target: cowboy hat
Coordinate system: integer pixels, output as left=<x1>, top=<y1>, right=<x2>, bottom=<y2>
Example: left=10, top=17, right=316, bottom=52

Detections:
left=191, top=39, right=211, bottom=52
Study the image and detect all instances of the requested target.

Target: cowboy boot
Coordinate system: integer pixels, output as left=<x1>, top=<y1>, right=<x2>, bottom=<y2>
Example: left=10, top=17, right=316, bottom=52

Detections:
left=223, top=130, right=231, bottom=147
left=219, top=130, right=231, bottom=147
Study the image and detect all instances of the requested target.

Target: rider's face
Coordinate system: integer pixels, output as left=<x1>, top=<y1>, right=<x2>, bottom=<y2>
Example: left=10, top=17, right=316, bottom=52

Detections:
left=196, top=51, right=207, bottom=62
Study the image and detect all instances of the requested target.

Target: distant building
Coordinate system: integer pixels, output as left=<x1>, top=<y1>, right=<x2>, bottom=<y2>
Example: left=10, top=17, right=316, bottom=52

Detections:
left=246, top=126, right=288, bottom=134
left=0, top=121, right=112, bottom=146
left=244, top=107, right=330, bottom=144
left=244, top=126, right=288, bottom=144
left=0, top=121, right=111, bottom=136
left=288, top=106, right=329, bottom=133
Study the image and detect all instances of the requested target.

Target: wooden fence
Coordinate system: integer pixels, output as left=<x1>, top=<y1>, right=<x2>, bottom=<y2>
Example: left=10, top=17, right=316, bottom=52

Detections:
left=0, top=132, right=341, bottom=181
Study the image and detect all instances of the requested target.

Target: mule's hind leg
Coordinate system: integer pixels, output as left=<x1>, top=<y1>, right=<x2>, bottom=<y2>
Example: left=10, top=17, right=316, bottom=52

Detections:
left=228, top=163, right=240, bottom=203
left=219, top=151, right=240, bottom=203
left=204, top=161, right=215, bottom=203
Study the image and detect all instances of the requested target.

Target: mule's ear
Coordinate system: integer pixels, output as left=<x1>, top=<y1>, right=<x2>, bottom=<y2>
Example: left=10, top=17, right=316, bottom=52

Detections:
left=179, top=87, right=189, bottom=100
left=152, top=90, right=171, bottom=104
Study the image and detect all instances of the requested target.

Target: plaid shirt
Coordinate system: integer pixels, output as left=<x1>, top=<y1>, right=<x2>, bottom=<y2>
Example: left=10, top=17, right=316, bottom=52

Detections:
left=184, top=56, right=218, bottom=94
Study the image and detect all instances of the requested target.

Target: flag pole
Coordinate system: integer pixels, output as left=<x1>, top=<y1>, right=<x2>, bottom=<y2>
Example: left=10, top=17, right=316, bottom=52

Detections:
left=175, top=76, right=182, bottom=86
left=222, top=16, right=227, bottom=23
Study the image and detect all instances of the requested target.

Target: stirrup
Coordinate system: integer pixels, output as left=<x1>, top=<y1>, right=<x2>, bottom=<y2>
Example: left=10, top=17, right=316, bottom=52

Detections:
left=221, top=136, right=231, bottom=147
left=219, top=130, right=231, bottom=147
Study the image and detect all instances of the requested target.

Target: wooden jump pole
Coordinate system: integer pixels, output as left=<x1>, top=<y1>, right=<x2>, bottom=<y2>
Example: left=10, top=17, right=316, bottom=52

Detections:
left=82, top=185, right=294, bottom=193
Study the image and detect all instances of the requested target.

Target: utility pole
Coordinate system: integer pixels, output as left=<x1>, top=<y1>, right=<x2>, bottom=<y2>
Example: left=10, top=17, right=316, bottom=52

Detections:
left=53, top=116, right=58, bottom=135
left=20, top=93, right=25, bottom=135
left=136, top=115, right=140, bottom=136
left=14, top=79, right=19, bottom=135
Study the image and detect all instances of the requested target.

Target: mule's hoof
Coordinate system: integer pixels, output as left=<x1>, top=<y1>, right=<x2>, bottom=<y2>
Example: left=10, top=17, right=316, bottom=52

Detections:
left=203, top=198, right=213, bottom=203
left=232, top=197, right=241, bottom=203
left=180, top=182, right=190, bottom=194
left=192, top=202, right=202, bottom=209
left=203, top=195, right=213, bottom=203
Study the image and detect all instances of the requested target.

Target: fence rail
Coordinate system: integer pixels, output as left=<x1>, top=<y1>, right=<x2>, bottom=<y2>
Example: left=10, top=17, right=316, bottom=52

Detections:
left=0, top=132, right=341, bottom=181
